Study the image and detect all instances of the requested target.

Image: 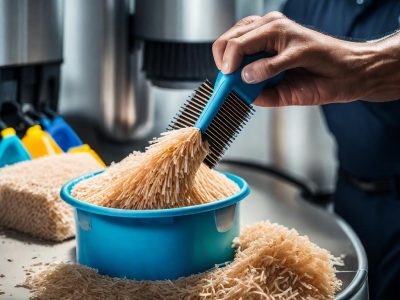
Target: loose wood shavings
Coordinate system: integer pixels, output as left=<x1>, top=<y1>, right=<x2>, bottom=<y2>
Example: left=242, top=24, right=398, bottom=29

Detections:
left=21, top=221, right=342, bottom=300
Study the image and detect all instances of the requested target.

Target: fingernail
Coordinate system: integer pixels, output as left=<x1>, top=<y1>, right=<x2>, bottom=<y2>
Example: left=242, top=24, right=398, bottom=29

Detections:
left=242, top=68, right=256, bottom=83
left=222, top=61, right=230, bottom=73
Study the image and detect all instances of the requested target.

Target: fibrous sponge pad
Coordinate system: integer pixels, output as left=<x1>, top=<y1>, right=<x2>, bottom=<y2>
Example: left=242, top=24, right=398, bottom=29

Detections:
left=0, top=153, right=104, bottom=241
left=22, top=221, right=342, bottom=299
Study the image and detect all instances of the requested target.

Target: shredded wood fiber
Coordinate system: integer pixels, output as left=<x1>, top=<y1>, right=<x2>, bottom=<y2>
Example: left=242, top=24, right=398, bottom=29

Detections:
left=72, top=127, right=239, bottom=209
left=22, top=221, right=342, bottom=300
left=188, top=164, right=239, bottom=205
left=0, top=153, right=104, bottom=241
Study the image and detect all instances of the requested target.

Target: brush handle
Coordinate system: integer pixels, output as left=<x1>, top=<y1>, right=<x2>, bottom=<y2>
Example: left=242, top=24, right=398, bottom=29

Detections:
left=221, top=52, right=284, bottom=104
left=195, top=52, right=284, bottom=132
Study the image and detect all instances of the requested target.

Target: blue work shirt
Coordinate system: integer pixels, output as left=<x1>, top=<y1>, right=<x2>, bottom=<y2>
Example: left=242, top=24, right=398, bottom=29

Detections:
left=283, top=1, right=400, bottom=299
left=284, top=0, right=400, bottom=178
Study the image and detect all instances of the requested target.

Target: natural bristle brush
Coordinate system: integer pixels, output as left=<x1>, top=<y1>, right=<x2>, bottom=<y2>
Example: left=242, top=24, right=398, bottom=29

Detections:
left=168, top=52, right=284, bottom=168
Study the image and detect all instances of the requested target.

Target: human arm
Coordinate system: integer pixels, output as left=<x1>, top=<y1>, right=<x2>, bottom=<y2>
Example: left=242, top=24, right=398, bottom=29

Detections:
left=212, top=12, right=400, bottom=107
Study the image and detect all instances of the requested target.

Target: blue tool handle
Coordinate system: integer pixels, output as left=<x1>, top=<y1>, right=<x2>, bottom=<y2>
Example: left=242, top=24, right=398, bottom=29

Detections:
left=226, top=52, right=284, bottom=104
left=195, top=52, right=284, bottom=132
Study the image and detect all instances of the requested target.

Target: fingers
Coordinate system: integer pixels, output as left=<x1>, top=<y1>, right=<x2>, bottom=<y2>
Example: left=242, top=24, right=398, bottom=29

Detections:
left=253, top=87, right=282, bottom=107
left=220, top=22, right=277, bottom=74
left=241, top=50, right=300, bottom=83
left=253, top=71, right=326, bottom=107
left=212, top=16, right=261, bottom=70
left=221, top=17, right=295, bottom=74
left=254, top=86, right=300, bottom=107
left=212, top=11, right=286, bottom=70
left=253, top=71, right=303, bottom=107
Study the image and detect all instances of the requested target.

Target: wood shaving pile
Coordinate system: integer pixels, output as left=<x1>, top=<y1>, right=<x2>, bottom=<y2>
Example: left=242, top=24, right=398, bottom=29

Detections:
left=22, top=221, right=342, bottom=299
left=72, top=127, right=239, bottom=209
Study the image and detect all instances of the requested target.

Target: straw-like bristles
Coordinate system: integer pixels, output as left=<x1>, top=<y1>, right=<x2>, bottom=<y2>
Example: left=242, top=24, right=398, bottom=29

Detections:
left=22, top=221, right=342, bottom=299
left=73, top=128, right=216, bottom=209
left=188, top=164, right=239, bottom=205
left=71, top=151, right=143, bottom=203
left=73, top=127, right=241, bottom=209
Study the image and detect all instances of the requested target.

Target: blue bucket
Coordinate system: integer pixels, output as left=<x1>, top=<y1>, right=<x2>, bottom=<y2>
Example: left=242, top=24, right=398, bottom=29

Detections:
left=60, top=170, right=250, bottom=280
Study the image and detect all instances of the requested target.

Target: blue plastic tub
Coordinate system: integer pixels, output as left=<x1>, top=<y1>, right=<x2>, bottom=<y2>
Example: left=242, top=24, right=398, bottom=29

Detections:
left=60, top=170, right=250, bottom=280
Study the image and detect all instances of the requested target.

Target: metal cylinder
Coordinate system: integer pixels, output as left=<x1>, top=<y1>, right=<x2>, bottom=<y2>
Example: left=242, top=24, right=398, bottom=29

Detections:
left=134, top=0, right=236, bottom=42
left=0, top=0, right=64, bottom=66
left=99, top=0, right=153, bottom=140
left=61, top=0, right=153, bottom=141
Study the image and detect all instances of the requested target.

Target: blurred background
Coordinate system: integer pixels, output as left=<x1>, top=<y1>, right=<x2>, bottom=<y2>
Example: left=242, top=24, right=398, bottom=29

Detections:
left=0, top=0, right=337, bottom=193
left=59, top=0, right=337, bottom=194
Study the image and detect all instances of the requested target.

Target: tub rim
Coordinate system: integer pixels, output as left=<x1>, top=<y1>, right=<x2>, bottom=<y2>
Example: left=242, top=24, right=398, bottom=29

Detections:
left=60, top=170, right=250, bottom=218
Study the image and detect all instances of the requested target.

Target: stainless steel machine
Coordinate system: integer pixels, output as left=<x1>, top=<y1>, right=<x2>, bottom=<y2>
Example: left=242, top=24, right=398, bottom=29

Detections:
left=60, top=1, right=370, bottom=297
left=135, top=0, right=236, bottom=88
left=0, top=0, right=63, bottom=132
left=60, top=0, right=237, bottom=141
left=0, top=1, right=369, bottom=298
left=96, top=0, right=236, bottom=140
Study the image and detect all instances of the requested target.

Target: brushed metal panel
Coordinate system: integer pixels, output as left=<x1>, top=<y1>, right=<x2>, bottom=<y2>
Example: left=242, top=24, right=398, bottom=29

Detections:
left=134, top=0, right=236, bottom=42
left=0, top=0, right=63, bottom=66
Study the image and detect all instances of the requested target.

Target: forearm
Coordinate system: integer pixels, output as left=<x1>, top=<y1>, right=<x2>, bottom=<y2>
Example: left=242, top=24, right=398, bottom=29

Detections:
left=359, top=31, right=400, bottom=101
left=213, top=12, right=400, bottom=106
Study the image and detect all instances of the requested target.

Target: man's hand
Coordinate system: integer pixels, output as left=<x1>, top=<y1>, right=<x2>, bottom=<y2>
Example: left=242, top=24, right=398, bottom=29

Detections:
left=212, top=12, right=400, bottom=107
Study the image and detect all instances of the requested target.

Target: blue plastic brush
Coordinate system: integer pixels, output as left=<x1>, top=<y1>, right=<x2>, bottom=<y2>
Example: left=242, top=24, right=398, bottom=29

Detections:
left=169, top=52, right=284, bottom=167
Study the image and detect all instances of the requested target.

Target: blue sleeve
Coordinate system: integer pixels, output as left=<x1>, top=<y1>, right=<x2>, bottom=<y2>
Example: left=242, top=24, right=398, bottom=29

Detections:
left=282, top=0, right=307, bottom=22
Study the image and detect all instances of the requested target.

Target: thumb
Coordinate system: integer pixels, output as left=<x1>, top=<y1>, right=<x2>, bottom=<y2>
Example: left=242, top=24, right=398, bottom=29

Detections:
left=241, top=51, right=299, bottom=84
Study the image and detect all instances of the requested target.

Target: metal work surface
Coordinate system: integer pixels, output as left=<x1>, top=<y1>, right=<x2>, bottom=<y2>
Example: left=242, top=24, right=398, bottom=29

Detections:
left=220, top=163, right=368, bottom=300
left=0, top=163, right=367, bottom=299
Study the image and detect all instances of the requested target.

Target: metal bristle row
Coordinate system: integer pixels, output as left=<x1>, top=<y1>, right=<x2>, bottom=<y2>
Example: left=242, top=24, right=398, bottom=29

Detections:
left=168, top=80, right=214, bottom=131
left=168, top=80, right=255, bottom=168
left=204, top=91, right=255, bottom=167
